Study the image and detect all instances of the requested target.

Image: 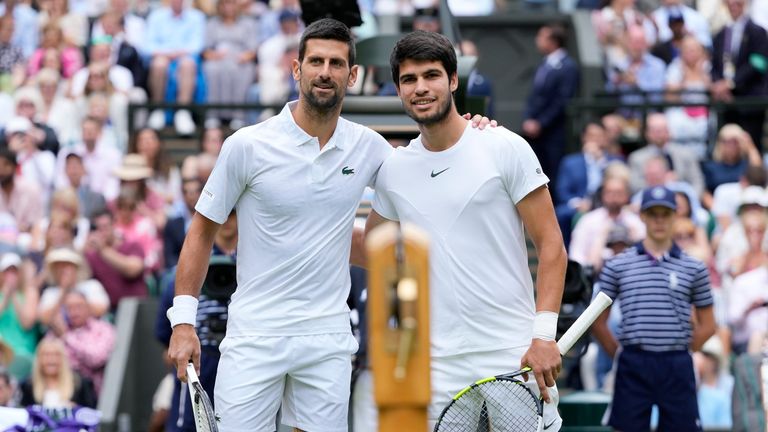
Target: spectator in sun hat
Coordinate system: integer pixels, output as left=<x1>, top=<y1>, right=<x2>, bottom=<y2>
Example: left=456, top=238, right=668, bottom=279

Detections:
left=112, top=153, right=167, bottom=232
left=37, top=247, right=109, bottom=328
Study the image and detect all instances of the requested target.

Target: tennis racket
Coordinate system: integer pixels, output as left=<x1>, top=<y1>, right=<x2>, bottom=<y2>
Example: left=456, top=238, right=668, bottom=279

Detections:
left=186, top=363, right=219, bottom=432
left=434, top=292, right=613, bottom=432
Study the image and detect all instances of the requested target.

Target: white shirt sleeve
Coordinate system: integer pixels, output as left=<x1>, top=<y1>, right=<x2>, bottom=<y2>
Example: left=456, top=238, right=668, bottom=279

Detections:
left=366, top=131, right=394, bottom=189
left=371, top=160, right=399, bottom=221
left=497, top=129, right=549, bottom=204
left=196, top=132, right=252, bottom=224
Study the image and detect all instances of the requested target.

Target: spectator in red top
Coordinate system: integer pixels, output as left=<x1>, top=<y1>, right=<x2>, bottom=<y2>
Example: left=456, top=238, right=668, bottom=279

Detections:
left=84, top=209, right=146, bottom=309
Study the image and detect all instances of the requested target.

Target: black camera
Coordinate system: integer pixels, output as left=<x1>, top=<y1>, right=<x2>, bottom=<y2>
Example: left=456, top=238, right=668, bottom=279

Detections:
left=202, top=255, right=237, bottom=301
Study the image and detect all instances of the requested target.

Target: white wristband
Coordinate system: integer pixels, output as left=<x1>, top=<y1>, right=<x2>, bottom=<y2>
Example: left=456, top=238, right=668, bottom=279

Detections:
left=533, top=311, right=558, bottom=341
left=167, top=295, right=199, bottom=328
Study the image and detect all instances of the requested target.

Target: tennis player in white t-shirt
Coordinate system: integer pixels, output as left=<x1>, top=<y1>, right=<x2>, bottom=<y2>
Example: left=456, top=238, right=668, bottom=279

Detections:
left=363, top=31, right=568, bottom=430
left=166, top=19, right=491, bottom=432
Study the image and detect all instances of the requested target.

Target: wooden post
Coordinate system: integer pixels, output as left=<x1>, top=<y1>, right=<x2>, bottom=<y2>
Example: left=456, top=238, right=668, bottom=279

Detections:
left=366, top=223, right=431, bottom=432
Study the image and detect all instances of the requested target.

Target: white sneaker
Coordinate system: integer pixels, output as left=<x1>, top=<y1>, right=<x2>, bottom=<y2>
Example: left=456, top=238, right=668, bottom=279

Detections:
left=174, top=109, right=196, bottom=136
left=147, top=109, right=166, bottom=130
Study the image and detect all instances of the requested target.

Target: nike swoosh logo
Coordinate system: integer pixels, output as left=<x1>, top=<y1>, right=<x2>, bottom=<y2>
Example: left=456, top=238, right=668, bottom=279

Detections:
left=543, top=419, right=558, bottom=430
left=431, top=168, right=450, bottom=178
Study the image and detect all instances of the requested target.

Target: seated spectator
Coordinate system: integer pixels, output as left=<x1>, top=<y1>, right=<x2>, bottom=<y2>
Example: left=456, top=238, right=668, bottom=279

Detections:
left=0, top=0, right=40, bottom=60
left=652, top=0, right=712, bottom=48
left=60, top=151, right=107, bottom=221
left=111, top=188, right=162, bottom=272
left=113, top=153, right=167, bottom=232
left=0, top=253, right=39, bottom=380
left=593, top=0, right=657, bottom=75
left=725, top=209, right=768, bottom=278
left=92, top=11, right=147, bottom=90
left=29, top=188, right=90, bottom=253
left=664, top=36, right=711, bottom=160
left=247, top=38, right=299, bottom=124
left=133, top=129, right=182, bottom=213
left=202, top=0, right=258, bottom=129
left=0, top=87, right=60, bottom=156
left=84, top=209, right=147, bottom=309
left=701, top=124, right=762, bottom=196
left=711, top=165, right=766, bottom=233
left=0, top=148, right=43, bottom=234
left=693, top=346, right=733, bottom=429
left=19, top=336, right=97, bottom=408
left=72, top=62, right=131, bottom=150
left=673, top=207, right=712, bottom=263
left=0, top=15, right=25, bottom=94
left=90, top=0, right=146, bottom=53
left=26, top=23, right=83, bottom=80
left=605, top=27, right=666, bottom=115
left=163, top=177, right=201, bottom=269
left=48, top=290, right=115, bottom=394
left=145, top=0, right=206, bottom=135
left=5, top=116, right=56, bottom=206
left=54, top=116, right=121, bottom=201
left=601, top=113, right=627, bottom=158
left=555, top=122, right=620, bottom=247
left=715, top=186, right=768, bottom=277
left=36, top=210, right=78, bottom=259
left=727, top=260, right=768, bottom=354
left=628, top=113, right=704, bottom=195
left=35, top=68, right=79, bottom=145
left=650, top=8, right=687, bottom=65
left=569, top=175, right=646, bottom=269
left=37, top=0, right=88, bottom=48
left=37, top=247, right=109, bottom=326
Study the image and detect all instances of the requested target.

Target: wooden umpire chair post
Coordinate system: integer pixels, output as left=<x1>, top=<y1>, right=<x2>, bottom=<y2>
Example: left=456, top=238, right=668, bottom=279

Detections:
left=366, top=223, right=431, bottom=432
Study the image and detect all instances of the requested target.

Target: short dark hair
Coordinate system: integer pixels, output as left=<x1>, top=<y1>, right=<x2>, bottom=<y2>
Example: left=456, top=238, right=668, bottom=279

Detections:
left=544, top=23, right=567, bottom=49
left=0, top=148, right=17, bottom=167
left=298, top=18, right=356, bottom=66
left=581, top=121, right=605, bottom=137
left=390, top=31, right=457, bottom=87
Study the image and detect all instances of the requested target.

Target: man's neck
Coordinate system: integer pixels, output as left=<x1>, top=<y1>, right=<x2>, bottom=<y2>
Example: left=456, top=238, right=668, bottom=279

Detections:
left=642, top=238, right=673, bottom=258
left=419, top=111, right=467, bottom=152
left=292, top=101, right=342, bottom=149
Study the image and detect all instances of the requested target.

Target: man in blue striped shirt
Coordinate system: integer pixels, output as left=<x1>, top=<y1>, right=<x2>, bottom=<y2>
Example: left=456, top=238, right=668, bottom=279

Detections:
left=593, top=186, right=716, bottom=432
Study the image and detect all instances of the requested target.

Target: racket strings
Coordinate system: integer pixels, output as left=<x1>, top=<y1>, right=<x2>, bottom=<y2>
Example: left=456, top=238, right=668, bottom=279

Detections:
left=191, top=382, right=218, bottom=432
left=436, top=379, right=541, bottom=432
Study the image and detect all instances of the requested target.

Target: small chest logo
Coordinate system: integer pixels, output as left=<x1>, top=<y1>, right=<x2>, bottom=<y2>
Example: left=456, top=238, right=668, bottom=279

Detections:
left=536, top=168, right=542, bottom=174
left=431, top=168, right=450, bottom=178
left=342, top=166, right=355, bottom=175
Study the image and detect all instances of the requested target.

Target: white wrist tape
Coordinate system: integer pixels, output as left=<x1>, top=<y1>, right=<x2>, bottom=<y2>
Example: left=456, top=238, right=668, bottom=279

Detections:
left=167, top=295, right=198, bottom=328
left=533, top=311, right=558, bottom=341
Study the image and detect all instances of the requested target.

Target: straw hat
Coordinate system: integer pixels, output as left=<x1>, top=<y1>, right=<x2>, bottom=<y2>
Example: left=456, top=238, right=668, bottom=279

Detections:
left=113, top=153, right=153, bottom=181
left=44, top=247, right=90, bottom=282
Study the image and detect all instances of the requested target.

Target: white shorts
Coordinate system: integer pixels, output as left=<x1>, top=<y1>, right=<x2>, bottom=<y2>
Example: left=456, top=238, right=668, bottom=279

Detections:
left=214, top=333, right=358, bottom=432
left=430, top=348, right=562, bottom=431
left=352, top=348, right=563, bottom=431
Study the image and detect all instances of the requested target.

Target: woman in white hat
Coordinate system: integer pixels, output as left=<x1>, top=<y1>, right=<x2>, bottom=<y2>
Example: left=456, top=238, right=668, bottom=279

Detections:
left=37, top=247, right=109, bottom=327
left=112, top=153, right=167, bottom=232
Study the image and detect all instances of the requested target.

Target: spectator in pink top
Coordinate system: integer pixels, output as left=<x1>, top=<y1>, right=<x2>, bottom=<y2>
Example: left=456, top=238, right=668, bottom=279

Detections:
left=27, top=23, right=83, bottom=79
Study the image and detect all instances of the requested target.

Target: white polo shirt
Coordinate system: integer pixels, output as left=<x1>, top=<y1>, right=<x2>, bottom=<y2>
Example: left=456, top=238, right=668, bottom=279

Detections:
left=196, top=102, right=392, bottom=337
left=372, top=124, right=549, bottom=357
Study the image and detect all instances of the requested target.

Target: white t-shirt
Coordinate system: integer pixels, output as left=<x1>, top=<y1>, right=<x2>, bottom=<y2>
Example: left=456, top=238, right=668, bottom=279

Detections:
left=372, top=124, right=549, bottom=357
left=195, top=101, right=392, bottom=336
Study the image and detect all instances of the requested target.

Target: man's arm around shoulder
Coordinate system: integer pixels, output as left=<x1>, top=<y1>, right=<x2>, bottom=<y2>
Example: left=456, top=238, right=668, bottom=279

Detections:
left=167, top=212, right=220, bottom=381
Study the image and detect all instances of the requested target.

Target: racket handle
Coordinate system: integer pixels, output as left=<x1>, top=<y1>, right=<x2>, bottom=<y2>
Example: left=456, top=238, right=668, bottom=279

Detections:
left=186, top=362, right=200, bottom=384
left=556, top=292, right=613, bottom=356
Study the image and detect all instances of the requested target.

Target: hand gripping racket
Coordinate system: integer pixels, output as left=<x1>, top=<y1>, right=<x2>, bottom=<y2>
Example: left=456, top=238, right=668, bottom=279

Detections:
left=186, top=363, right=219, bottom=432
left=434, top=292, right=613, bottom=432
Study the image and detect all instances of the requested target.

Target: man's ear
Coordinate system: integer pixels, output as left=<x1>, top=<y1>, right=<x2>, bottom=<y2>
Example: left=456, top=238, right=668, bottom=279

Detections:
left=449, top=72, right=458, bottom=93
left=291, top=59, right=301, bottom=81
left=347, top=64, right=359, bottom=88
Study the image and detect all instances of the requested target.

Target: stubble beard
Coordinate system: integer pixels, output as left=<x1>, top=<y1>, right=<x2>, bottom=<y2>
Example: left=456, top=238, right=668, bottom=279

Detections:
left=404, top=93, right=453, bottom=126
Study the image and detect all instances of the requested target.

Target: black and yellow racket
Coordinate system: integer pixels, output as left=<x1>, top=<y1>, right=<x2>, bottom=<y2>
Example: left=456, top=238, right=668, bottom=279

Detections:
left=186, top=363, right=219, bottom=432
left=434, top=292, right=613, bottom=432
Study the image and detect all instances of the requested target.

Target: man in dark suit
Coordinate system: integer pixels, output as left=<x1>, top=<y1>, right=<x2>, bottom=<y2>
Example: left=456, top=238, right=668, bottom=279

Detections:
left=555, top=122, right=620, bottom=247
left=523, top=23, right=580, bottom=189
left=711, top=0, right=768, bottom=153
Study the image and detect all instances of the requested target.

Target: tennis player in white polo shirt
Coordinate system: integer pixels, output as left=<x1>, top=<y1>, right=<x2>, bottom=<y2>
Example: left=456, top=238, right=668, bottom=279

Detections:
left=166, top=18, right=489, bottom=432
